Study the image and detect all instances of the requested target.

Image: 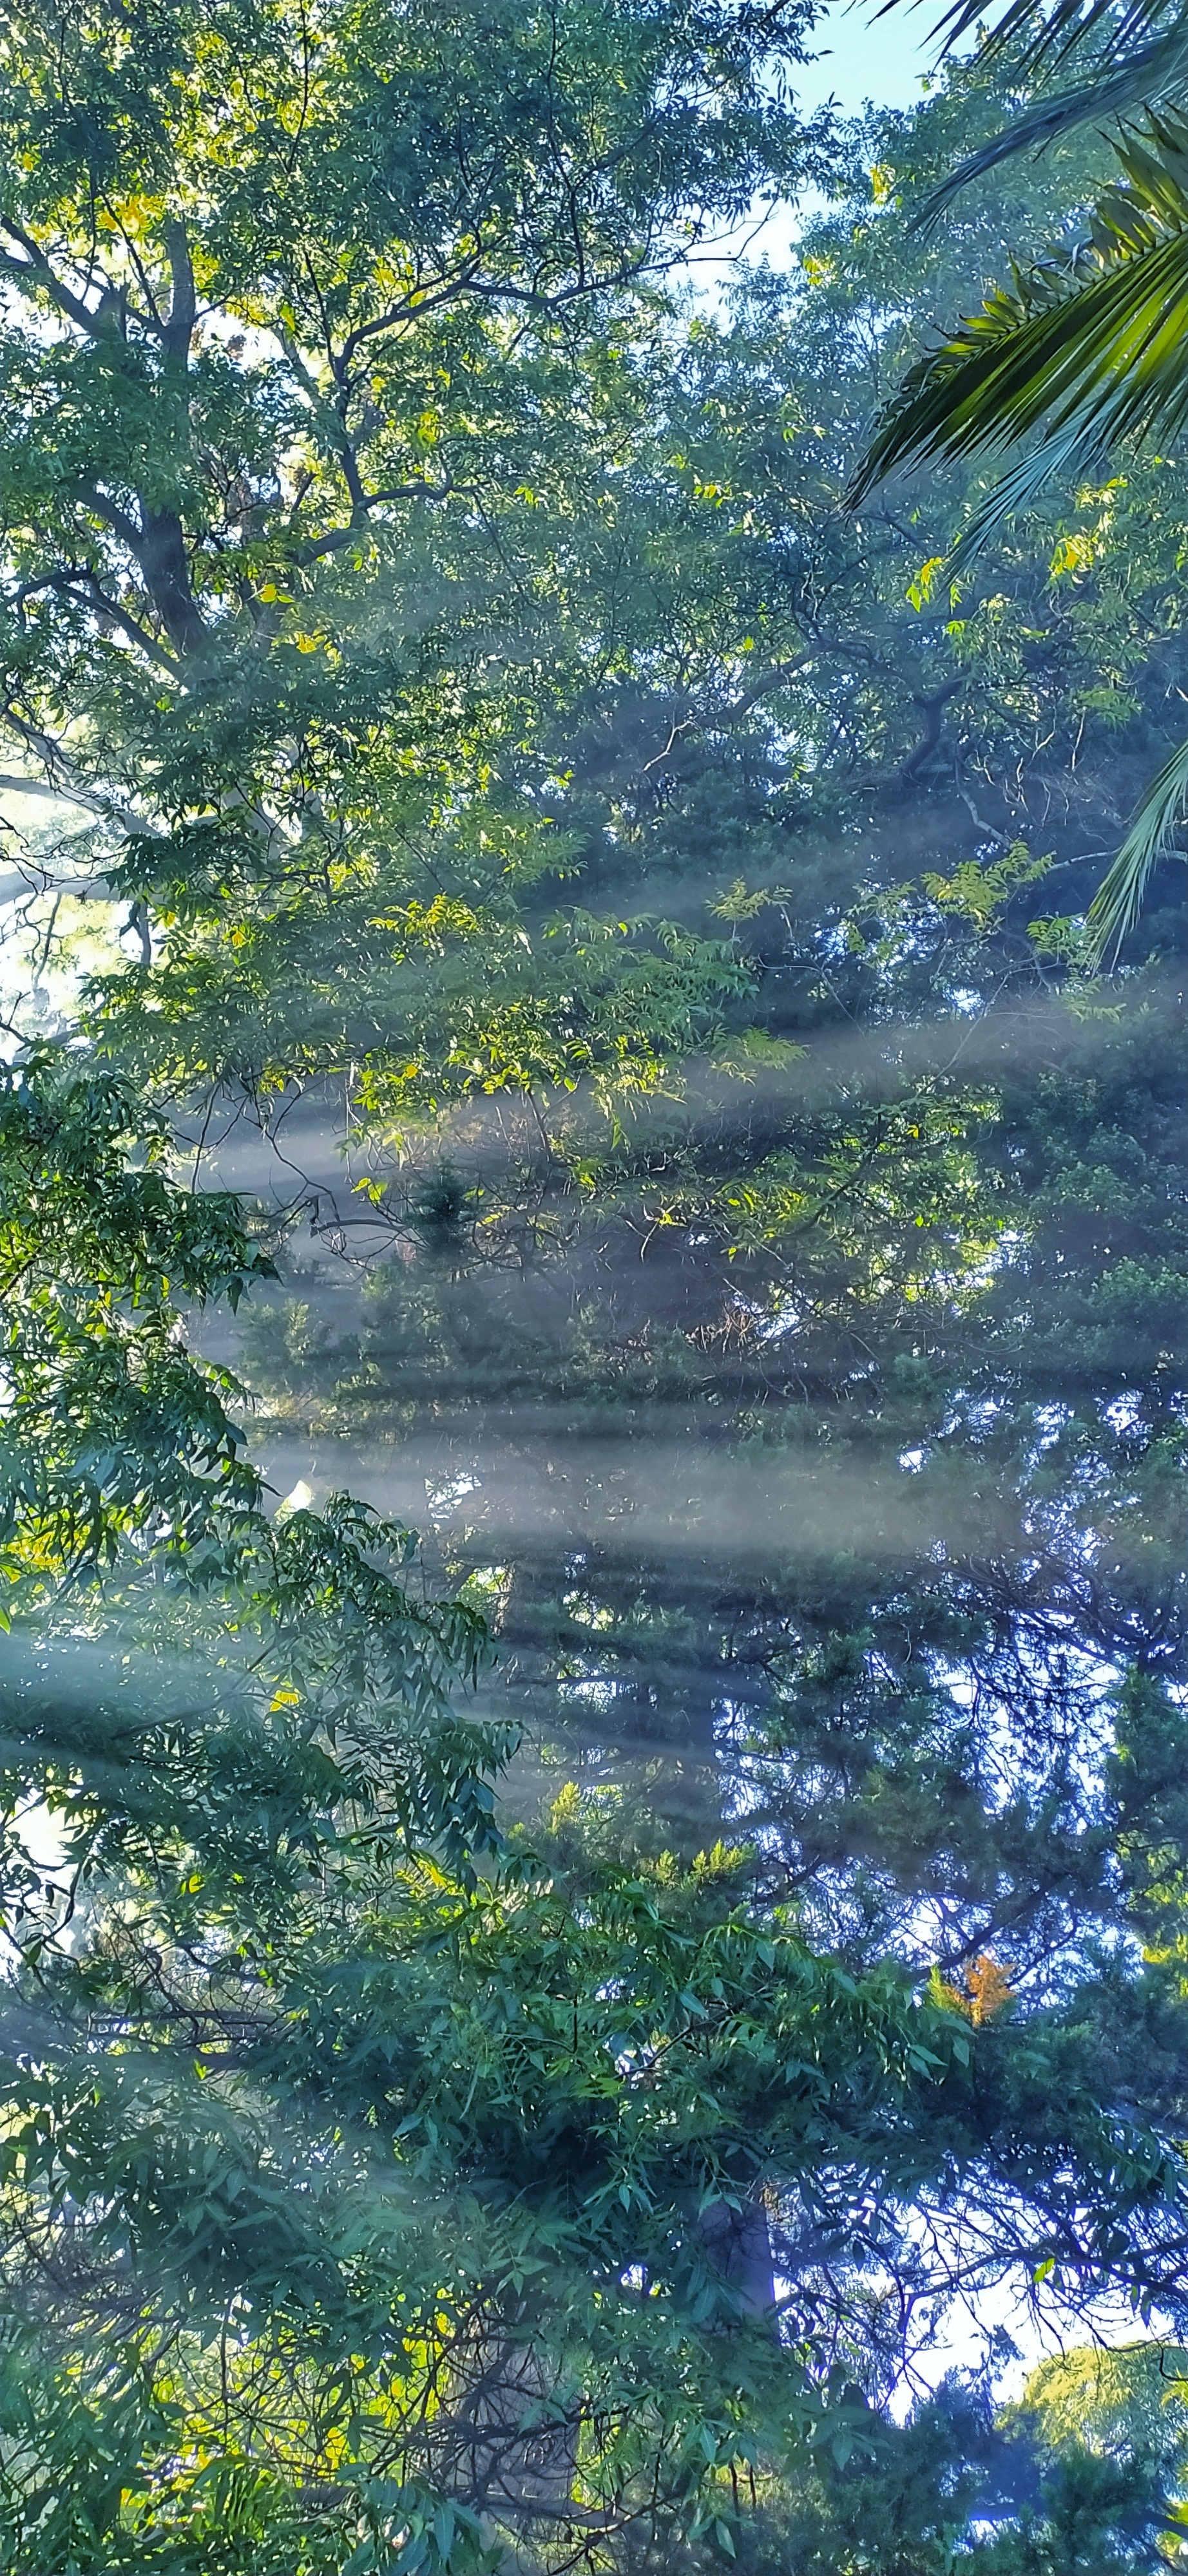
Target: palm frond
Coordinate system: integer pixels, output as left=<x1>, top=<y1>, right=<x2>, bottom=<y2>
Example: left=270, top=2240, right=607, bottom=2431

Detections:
left=848, top=111, right=1188, bottom=506
left=942, top=422, right=1088, bottom=569
left=1087, top=730, right=1188, bottom=956
left=915, top=24, right=1188, bottom=227
left=876, top=0, right=1188, bottom=84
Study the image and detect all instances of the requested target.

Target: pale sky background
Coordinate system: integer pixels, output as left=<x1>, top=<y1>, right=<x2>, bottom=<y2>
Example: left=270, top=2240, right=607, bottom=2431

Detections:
left=798, top=0, right=942, bottom=115
left=687, top=0, right=943, bottom=284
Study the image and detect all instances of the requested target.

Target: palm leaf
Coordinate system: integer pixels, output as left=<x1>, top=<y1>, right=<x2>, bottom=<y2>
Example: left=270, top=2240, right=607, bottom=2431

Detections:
left=943, top=423, right=1088, bottom=570
left=877, top=0, right=1188, bottom=84
left=915, top=24, right=1188, bottom=225
left=1086, top=730, right=1188, bottom=956
left=848, top=112, right=1188, bottom=505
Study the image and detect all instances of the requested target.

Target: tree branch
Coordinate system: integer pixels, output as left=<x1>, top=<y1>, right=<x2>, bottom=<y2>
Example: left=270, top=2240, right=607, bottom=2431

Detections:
left=0, top=221, right=100, bottom=336
left=77, top=484, right=148, bottom=554
left=0, top=219, right=154, bottom=339
left=161, top=217, right=196, bottom=363
left=298, top=478, right=465, bottom=558
left=899, top=676, right=964, bottom=786
left=0, top=715, right=166, bottom=841
left=18, top=570, right=181, bottom=679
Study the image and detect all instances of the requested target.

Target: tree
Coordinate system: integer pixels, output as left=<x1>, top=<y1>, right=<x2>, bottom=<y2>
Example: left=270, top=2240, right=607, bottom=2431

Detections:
left=10, top=1054, right=1184, bottom=2571
left=0, top=0, right=825, bottom=1119
left=850, top=0, right=1188, bottom=952
left=6, top=12, right=1188, bottom=2568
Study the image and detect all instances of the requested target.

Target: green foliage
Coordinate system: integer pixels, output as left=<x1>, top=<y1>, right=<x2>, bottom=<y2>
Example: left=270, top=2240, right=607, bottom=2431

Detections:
left=855, top=12, right=1188, bottom=948
left=5, top=6, right=1188, bottom=2570
left=851, top=111, right=1188, bottom=506
left=0, top=0, right=827, bottom=1128
left=0, top=1046, right=269, bottom=1577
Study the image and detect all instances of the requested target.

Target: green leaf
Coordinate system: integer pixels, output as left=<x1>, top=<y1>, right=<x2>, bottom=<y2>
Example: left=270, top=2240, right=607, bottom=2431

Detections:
left=1087, top=726, right=1188, bottom=956
left=852, top=111, right=1188, bottom=508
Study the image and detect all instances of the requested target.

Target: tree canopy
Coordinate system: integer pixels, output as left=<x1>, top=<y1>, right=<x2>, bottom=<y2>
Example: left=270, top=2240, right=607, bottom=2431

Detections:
left=4, top=1, right=1188, bottom=2568
left=852, top=0, right=1188, bottom=950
